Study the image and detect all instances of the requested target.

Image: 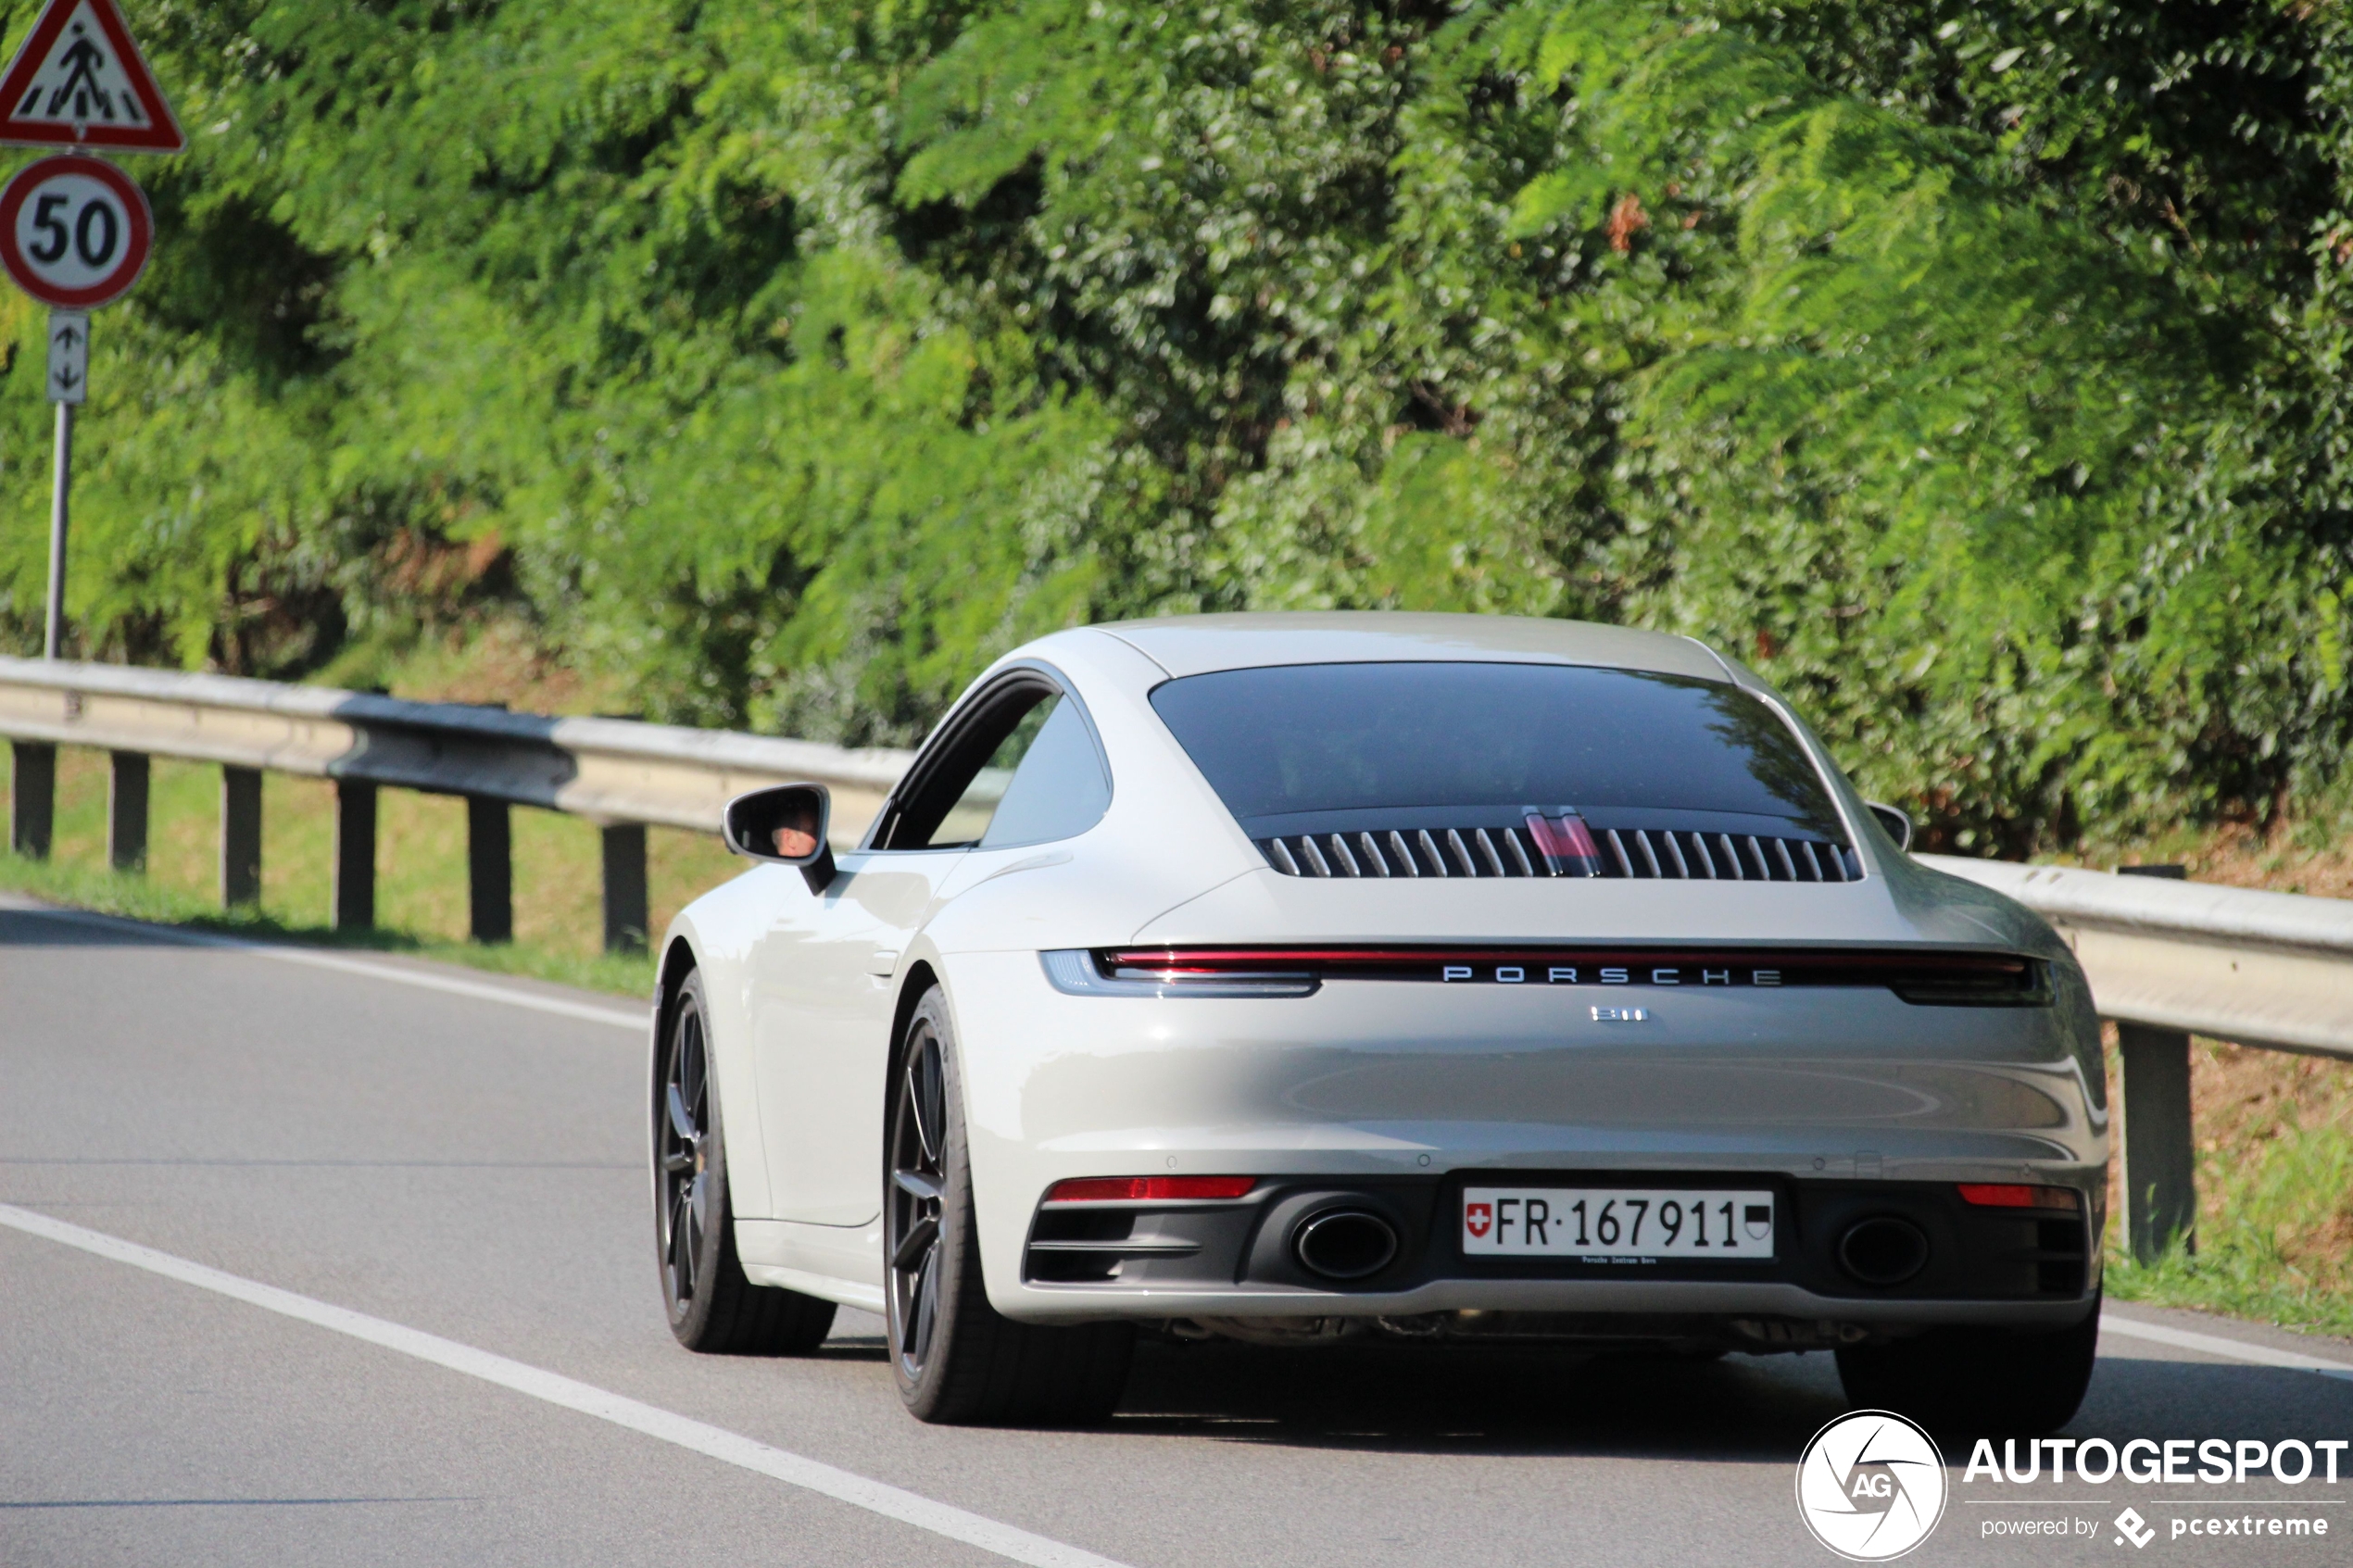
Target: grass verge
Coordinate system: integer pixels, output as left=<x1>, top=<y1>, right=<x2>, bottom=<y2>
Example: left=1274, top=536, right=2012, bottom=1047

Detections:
left=2100, top=1039, right=2353, bottom=1341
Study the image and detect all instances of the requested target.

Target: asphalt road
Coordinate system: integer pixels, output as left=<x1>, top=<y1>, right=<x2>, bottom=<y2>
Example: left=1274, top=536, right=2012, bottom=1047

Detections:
left=6, top=895, right=2352, bottom=1568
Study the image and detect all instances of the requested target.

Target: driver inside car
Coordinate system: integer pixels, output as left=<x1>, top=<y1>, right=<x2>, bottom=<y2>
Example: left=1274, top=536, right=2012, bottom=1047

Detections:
left=770, top=808, right=820, bottom=859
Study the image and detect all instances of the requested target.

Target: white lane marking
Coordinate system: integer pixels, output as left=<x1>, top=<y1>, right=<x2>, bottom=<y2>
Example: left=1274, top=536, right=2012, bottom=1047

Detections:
left=0, top=1204, right=1130, bottom=1568
left=2, top=900, right=647, bottom=1031
left=2101, top=1308, right=2353, bottom=1380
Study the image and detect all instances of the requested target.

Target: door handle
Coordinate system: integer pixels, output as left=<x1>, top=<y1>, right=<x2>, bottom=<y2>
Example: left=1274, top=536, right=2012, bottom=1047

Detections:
left=866, top=948, right=900, bottom=977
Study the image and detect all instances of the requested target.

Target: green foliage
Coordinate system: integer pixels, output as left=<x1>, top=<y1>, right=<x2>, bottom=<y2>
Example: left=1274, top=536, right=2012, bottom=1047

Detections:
left=3, top=1, right=2349, bottom=844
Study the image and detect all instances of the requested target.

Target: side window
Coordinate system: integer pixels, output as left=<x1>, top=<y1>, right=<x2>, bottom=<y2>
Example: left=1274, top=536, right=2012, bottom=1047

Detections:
left=887, top=682, right=1112, bottom=850
left=929, top=696, right=1055, bottom=847
left=979, top=698, right=1112, bottom=847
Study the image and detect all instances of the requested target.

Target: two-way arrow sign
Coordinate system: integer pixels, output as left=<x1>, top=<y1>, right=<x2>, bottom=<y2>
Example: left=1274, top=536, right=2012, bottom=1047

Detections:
left=46, top=308, right=85, bottom=404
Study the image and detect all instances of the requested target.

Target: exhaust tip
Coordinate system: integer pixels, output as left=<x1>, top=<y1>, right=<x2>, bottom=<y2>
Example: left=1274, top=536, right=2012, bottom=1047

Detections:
left=1293, top=1209, right=1400, bottom=1281
left=1838, top=1217, right=1930, bottom=1286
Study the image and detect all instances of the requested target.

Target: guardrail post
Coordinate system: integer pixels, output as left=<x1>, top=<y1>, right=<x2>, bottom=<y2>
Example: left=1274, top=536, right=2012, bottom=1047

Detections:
left=333, top=781, right=376, bottom=930
left=468, top=796, right=511, bottom=944
left=2117, top=864, right=2196, bottom=1261
left=220, top=765, right=262, bottom=907
left=9, top=740, right=55, bottom=859
left=601, top=822, right=648, bottom=955
left=107, top=750, right=147, bottom=871
left=2120, top=1022, right=2196, bottom=1261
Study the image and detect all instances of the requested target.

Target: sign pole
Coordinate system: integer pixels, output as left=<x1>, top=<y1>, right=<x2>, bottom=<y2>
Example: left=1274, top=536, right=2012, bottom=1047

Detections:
left=44, top=400, right=69, bottom=658
left=42, top=307, right=86, bottom=659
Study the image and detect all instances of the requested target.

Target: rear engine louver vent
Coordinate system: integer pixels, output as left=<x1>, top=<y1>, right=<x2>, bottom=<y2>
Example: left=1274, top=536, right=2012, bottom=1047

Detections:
left=1257, top=825, right=1861, bottom=883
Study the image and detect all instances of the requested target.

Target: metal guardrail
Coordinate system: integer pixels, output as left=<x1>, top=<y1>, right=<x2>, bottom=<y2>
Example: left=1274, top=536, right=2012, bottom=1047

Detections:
left=1921, top=853, right=2353, bottom=1262
left=6, top=657, right=2349, bottom=1260
left=1919, top=855, right=2353, bottom=1062
left=0, top=657, right=912, bottom=950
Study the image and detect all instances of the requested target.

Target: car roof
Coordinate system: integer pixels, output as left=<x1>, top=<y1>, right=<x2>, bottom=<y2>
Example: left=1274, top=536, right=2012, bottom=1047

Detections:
left=1091, top=612, right=1734, bottom=683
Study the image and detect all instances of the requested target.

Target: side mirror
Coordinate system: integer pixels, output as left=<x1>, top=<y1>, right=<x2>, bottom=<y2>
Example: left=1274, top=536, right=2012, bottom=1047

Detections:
left=1865, top=800, right=1914, bottom=853
left=723, top=784, right=837, bottom=894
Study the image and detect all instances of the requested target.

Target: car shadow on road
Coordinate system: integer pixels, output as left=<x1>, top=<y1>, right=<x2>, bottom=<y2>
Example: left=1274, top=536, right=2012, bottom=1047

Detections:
left=1101, top=1338, right=2353, bottom=1463
left=1108, top=1338, right=1844, bottom=1461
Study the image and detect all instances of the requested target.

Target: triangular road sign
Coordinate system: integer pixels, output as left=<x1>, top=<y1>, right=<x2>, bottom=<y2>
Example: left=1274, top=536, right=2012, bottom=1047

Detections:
left=0, top=0, right=182, bottom=153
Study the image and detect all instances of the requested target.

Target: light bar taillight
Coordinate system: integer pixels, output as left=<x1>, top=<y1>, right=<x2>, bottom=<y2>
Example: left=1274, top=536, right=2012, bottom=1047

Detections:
left=1041, top=948, right=1319, bottom=997
left=1045, top=1175, right=1257, bottom=1204
left=1084, top=945, right=2048, bottom=1004
left=1957, top=1183, right=2080, bottom=1211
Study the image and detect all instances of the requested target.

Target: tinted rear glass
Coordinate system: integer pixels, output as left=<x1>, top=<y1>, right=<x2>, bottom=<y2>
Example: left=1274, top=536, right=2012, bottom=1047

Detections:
left=1149, top=661, right=1844, bottom=840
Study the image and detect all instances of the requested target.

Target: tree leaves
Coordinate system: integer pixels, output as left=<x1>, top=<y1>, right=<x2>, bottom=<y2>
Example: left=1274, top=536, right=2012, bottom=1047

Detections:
left=2, top=0, right=2347, bottom=840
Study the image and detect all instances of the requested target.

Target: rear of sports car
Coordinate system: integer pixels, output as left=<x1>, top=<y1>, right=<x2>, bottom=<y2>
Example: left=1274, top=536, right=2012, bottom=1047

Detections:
left=948, top=646, right=2108, bottom=1424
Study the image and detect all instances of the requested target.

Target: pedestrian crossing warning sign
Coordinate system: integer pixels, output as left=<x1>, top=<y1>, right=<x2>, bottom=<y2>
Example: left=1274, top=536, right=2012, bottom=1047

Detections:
left=0, top=0, right=182, bottom=153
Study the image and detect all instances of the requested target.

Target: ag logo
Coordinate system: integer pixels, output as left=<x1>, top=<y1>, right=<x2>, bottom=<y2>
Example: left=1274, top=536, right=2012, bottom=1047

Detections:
left=1464, top=1202, right=1492, bottom=1238
left=1795, top=1410, right=1947, bottom=1561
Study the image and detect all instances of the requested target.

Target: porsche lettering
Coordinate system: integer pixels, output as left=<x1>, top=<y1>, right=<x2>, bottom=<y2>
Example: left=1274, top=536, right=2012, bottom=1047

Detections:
left=1425, top=963, right=1807, bottom=986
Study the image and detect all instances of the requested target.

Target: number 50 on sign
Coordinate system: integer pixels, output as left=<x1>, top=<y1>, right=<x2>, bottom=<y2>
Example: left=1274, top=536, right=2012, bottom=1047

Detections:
left=0, top=152, right=149, bottom=307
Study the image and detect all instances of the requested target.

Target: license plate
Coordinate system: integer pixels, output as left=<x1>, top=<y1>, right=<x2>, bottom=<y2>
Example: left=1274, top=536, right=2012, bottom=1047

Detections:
left=1462, top=1186, right=1776, bottom=1260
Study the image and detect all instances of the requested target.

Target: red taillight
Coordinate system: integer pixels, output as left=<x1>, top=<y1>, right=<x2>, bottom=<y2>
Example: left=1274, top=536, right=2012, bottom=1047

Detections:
left=1957, top=1183, right=2080, bottom=1211
left=1045, top=1175, right=1257, bottom=1204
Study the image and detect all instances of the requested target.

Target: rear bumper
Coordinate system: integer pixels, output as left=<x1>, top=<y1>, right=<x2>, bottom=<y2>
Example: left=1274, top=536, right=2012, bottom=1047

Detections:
left=1000, top=1169, right=2101, bottom=1326
left=938, top=948, right=2108, bottom=1324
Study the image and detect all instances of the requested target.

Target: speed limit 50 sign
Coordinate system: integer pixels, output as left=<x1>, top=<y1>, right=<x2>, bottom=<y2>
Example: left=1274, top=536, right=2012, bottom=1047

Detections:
left=0, top=152, right=150, bottom=307
left=0, top=0, right=185, bottom=660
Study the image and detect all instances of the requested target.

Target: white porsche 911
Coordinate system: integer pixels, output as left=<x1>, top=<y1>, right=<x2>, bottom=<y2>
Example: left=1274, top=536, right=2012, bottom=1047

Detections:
left=650, top=613, right=2107, bottom=1431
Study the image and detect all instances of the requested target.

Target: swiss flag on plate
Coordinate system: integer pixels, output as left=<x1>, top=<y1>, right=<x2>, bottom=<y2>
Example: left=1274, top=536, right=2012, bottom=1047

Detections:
left=1464, top=1201, right=1492, bottom=1239
left=0, top=0, right=184, bottom=154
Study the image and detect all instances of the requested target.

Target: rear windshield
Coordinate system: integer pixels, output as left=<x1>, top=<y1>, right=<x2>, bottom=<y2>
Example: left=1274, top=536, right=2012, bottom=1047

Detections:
left=1148, top=661, right=1846, bottom=841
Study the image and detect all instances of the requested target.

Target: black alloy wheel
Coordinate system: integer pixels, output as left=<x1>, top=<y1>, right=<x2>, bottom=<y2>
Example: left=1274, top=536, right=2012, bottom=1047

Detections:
left=886, top=1019, right=950, bottom=1384
left=658, top=992, right=715, bottom=1314
left=884, top=986, right=1133, bottom=1424
left=654, top=969, right=837, bottom=1354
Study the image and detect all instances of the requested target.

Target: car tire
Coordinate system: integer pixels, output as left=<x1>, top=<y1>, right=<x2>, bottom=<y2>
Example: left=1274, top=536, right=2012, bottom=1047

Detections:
left=886, top=985, right=1133, bottom=1425
left=1833, top=1296, right=2100, bottom=1434
left=656, top=969, right=838, bottom=1354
